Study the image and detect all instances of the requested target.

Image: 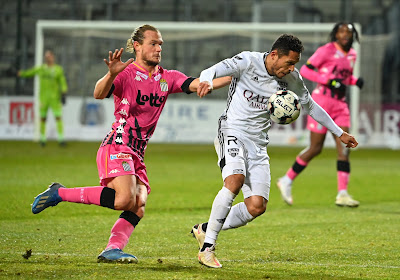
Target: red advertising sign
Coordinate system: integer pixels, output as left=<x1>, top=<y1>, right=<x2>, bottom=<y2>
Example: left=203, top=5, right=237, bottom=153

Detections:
left=10, top=102, right=34, bottom=124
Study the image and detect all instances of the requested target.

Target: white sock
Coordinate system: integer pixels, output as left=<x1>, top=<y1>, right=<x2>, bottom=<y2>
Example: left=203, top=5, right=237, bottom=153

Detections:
left=222, top=202, right=254, bottom=230
left=204, top=187, right=236, bottom=245
left=280, top=175, right=293, bottom=185
left=338, top=189, right=349, bottom=196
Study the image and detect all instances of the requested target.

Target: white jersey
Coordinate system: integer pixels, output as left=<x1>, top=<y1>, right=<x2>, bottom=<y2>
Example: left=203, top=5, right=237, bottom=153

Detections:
left=200, top=51, right=343, bottom=145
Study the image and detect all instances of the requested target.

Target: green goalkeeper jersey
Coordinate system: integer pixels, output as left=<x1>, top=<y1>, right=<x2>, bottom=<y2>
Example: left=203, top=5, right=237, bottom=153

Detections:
left=19, top=64, right=68, bottom=102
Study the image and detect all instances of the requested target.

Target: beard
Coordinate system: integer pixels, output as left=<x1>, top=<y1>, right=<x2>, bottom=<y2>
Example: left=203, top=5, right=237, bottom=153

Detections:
left=143, top=55, right=161, bottom=67
left=145, top=60, right=159, bottom=67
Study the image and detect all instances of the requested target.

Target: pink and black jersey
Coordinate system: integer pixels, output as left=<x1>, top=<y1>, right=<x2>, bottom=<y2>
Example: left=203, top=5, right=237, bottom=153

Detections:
left=301, top=42, right=357, bottom=100
left=101, top=63, right=194, bottom=160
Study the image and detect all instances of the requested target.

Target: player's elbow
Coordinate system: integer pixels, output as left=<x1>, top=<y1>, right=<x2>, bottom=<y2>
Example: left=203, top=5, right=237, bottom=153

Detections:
left=93, top=89, right=106, bottom=99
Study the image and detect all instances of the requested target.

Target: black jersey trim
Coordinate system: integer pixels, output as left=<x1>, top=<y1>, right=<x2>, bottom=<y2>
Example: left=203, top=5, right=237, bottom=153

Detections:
left=106, top=84, right=115, bottom=98
left=306, top=63, right=316, bottom=70
left=181, top=77, right=196, bottom=94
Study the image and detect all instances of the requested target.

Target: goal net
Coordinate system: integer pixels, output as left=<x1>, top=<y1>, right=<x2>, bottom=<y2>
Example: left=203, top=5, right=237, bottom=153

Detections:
left=34, top=20, right=366, bottom=146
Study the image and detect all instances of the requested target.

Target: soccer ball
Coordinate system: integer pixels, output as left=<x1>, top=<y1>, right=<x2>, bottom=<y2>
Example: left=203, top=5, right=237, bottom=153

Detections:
left=267, top=90, right=301, bottom=125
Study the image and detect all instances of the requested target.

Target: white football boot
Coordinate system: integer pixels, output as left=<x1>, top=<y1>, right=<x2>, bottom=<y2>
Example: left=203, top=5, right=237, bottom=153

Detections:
left=277, top=176, right=293, bottom=205
left=198, top=245, right=222, bottom=268
left=335, top=192, right=359, bottom=207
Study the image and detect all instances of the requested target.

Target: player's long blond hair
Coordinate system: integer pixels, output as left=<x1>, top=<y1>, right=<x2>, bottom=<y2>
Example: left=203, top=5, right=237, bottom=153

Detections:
left=126, top=24, right=160, bottom=54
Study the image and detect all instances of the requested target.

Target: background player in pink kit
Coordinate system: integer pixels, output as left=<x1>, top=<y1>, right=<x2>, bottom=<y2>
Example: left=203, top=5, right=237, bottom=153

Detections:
left=277, top=22, right=364, bottom=207
left=31, top=24, right=231, bottom=263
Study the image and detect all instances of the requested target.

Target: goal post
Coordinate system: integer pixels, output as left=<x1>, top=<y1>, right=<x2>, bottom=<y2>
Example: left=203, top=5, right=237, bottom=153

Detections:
left=34, top=20, right=361, bottom=142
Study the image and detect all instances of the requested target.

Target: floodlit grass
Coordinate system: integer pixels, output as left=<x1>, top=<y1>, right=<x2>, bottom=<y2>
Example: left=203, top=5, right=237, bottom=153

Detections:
left=0, top=141, right=399, bottom=279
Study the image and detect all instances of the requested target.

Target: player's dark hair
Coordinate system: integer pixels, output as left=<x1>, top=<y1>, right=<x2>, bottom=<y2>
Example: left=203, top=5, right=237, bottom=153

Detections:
left=126, top=24, right=160, bottom=54
left=329, top=22, right=359, bottom=45
left=270, top=34, right=304, bottom=57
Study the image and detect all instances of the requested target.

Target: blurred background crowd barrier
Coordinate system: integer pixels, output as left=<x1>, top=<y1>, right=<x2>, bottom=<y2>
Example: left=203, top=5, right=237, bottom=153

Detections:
left=0, top=0, right=399, bottom=148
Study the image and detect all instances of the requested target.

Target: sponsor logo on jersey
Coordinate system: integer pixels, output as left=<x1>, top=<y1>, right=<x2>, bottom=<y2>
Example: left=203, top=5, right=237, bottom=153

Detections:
left=251, top=76, right=259, bottom=83
left=136, top=71, right=148, bottom=80
left=135, top=75, right=142, bottom=81
left=154, top=73, right=162, bottom=81
left=121, top=98, right=130, bottom=105
left=122, top=161, right=132, bottom=172
left=118, top=109, right=128, bottom=116
left=116, top=125, right=124, bottom=134
left=109, top=169, right=119, bottom=174
left=110, top=153, right=132, bottom=160
left=233, top=169, right=244, bottom=175
left=115, top=136, right=124, bottom=144
left=228, top=148, right=239, bottom=157
left=136, top=90, right=166, bottom=107
left=243, top=89, right=268, bottom=109
left=160, top=79, right=168, bottom=92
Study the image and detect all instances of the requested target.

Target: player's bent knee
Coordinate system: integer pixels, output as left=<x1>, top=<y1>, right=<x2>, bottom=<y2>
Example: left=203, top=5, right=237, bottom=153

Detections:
left=114, top=196, right=136, bottom=211
left=247, top=204, right=266, bottom=217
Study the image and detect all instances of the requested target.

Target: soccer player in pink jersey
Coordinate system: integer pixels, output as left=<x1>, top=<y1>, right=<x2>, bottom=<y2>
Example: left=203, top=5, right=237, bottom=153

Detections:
left=277, top=22, right=364, bottom=207
left=31, top=24, right=231, bottom=263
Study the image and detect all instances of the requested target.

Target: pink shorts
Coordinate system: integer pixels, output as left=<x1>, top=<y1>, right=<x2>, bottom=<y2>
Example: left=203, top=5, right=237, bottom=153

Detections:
left=307, top=93, right=350, bottom=134
left=96, top=144, right=151, bottom=194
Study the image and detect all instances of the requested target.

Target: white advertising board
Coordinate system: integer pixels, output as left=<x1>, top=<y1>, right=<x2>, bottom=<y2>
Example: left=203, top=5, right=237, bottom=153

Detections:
left=0, top=96, right=399, bottom=149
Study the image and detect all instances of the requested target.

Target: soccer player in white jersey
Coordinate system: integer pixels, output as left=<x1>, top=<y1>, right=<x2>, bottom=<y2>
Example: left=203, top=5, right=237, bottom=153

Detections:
left=192, top=34, right=358, bottom=268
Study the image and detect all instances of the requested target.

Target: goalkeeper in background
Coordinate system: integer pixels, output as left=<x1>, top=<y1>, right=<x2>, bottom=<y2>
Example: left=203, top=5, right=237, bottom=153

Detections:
left=277, top=22, right=364, bottom=207
left=18, top=49, right=68, bottom=146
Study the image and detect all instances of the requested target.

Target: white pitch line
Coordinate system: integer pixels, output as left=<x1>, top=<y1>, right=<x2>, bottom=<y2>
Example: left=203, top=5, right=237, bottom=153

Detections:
left=30, top=252, right=400, bottom=269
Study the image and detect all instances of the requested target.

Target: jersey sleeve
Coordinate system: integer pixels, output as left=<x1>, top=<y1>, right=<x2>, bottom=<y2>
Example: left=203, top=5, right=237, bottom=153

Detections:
left=199, top=51, right=249, bottom=84
left=167, top=70, right=194, bottom=94
left=304, top=97, right=343, bottom=137
left=300, top=45, right=332, bottom=85
left=306, top=45, right=327, bottom=69
left=111, top=70, right=127, bottom=98
left=58, top=66, right=68, bottom=93
left=19, top=66, right=42, bottom=78
left=286, top=69, right=311, bottom=105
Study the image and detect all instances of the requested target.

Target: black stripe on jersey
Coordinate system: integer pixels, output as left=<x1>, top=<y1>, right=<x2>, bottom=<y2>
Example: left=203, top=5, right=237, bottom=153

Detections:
left=217, top=115, right=227, bottom=172
left=134, top=117, right=142, bottom=139
left=146, top=124, right=156, bottom=138
left=106, top=131, right=115, bottom=145
left=226, top=77, right=238, bottom=113
left=106, top=84, right=115, bottom=98
left=128, top=127, right=134, bottom=148
left=181, top=77, right=196, bottom=94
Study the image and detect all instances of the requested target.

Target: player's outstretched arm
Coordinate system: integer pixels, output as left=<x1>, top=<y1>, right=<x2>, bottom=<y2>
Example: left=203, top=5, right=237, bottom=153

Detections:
left=94, top=48, right=134, bottom=99
left=190, top=76, right=231, bottom=98
left=339, top=132, right=358, bottom=148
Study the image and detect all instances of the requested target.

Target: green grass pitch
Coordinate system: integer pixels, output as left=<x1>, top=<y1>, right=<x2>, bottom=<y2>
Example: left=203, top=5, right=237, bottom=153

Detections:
left=0, top=141, right=399, bottom=279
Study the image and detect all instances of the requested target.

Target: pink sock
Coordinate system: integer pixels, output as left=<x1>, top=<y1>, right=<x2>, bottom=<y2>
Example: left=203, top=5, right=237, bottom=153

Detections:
left=107, top=218, right=135, bottom=250
left=296, top=156, right=308, bottom=166
left=286, top=156, right=308, bottom=180
left=337, top=171, right=350, bottom=192
left=58, top=186, right=103, bottom=205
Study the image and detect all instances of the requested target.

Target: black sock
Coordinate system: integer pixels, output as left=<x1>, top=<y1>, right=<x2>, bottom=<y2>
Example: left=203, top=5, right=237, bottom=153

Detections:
left=100, top=187, right=115, bottom=209
left=201, top=223, right=208, bottom=232
left=201, top=242, right=213, bottom=252
left=119, top=211, right=141, bottom=227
